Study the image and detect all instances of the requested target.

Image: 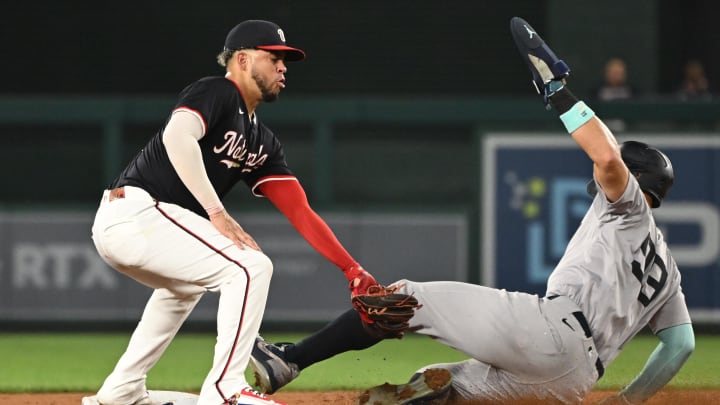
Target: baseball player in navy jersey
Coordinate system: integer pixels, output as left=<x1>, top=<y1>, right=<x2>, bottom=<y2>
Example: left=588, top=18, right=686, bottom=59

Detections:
left=248, top=18, right=695, bottom=405
left=82, top=20, right=379, bottom=405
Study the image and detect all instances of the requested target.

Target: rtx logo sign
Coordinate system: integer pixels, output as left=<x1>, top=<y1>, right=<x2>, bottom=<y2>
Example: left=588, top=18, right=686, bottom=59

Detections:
left=11, top=243, right=117, bottom=290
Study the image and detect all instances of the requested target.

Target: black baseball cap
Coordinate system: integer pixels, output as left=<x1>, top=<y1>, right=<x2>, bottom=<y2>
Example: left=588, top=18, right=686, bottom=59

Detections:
left=224, top=20, right=306, bottom=62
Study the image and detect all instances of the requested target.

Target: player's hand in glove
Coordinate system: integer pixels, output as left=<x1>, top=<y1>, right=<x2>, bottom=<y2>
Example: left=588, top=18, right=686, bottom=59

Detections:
left=342, top=264, right=381, bottom=324
left=351, top=284, right=422, bottom=339
left=343, top=264, right=377, bottom=296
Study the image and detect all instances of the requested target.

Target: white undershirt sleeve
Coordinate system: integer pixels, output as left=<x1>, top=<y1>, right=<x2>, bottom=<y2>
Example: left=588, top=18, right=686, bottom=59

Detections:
left=162, top=110, right=224, bottom=214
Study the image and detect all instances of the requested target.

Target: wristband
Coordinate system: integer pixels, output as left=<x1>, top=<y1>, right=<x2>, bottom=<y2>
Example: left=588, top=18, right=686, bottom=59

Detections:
left=559, top=101, right=595, bottom=133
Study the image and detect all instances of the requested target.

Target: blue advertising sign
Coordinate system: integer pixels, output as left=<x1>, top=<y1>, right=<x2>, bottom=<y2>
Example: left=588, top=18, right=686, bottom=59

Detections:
left=482, top=135, right=720, bottom=322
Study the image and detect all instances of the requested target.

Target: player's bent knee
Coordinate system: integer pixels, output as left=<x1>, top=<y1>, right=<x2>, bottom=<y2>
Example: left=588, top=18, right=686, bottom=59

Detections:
left=219, top=252, right=273, bottom=293
left=224, top=245, right=273, bottom=273
left=241, top=249, right=274, bottom=278
left=257, top=252, right=273, bottom=277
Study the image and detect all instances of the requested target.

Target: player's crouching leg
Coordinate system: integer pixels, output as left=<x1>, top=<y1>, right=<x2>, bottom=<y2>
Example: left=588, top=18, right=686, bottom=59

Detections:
left=196, top=249, right=277, bottom=405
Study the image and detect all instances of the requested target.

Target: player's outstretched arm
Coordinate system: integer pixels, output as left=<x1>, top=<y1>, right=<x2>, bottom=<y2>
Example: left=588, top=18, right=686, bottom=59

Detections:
left=595, top=323, right=695, bottom=404
left=619, top=323, right=695, bottom=404
left=258, top=178, right=378, bottom=294
left=510, top=17, right=629, bottom=203
left=568, top=117, right=629, bottom=203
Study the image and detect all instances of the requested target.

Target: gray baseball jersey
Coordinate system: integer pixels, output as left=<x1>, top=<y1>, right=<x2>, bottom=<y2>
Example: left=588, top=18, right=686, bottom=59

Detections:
left=392, top=175, right=691, bottom=404
left=546, top=175, right=691, bottom=366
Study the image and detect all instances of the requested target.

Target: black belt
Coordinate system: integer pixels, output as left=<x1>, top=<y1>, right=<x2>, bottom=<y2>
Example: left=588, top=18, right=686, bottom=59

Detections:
left=546, top=295, right=605, bottom=379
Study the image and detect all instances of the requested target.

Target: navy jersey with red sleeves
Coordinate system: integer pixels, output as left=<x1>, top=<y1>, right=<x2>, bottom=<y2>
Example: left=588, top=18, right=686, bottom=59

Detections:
left=110, top=76, right=293, bottom=217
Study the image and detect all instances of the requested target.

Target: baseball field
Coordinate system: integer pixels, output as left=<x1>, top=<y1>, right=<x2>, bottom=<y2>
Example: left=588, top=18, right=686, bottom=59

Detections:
left=1, top=331, right=718, bottom=404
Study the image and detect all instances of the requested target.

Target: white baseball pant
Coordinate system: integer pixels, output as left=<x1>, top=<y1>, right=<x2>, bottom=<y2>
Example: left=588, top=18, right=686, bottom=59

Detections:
left=91, top=186, right=273, bottom=405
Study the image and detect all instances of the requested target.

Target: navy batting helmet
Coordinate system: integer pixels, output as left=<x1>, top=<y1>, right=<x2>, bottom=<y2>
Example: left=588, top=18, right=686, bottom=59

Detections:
left=586, top=141, right=674, bottom=208
left=621, top=141, right=674, bottom=208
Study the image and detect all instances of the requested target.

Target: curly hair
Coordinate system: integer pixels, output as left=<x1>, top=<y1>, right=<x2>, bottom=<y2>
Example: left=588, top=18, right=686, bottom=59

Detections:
left=216, top=49, right=235, bottom=67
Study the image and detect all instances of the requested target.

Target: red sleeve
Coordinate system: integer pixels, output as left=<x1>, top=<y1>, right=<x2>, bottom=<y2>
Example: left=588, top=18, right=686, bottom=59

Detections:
left=258, top=178, right=357, bottom=270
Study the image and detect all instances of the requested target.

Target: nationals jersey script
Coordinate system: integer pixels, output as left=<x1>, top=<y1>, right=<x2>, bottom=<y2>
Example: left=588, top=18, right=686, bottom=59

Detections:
left=110, top=77, right=293, bottom=217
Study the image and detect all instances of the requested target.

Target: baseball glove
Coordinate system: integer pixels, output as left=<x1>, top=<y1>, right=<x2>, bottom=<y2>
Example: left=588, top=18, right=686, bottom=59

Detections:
left=351, top=284, right=422, bottom=339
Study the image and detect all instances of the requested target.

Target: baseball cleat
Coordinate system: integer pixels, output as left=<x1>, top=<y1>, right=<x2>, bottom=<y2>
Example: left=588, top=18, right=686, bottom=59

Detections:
left=249, top=336, right=300, bottom=394
left=228, top=387, right=287, bottom=405
left=354, top=368, right=453, bottom=405
left=510, top=16, right=570, bottom=102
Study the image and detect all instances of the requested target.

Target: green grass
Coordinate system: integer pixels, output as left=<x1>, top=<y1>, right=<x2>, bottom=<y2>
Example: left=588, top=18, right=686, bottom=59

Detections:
left=0, top=332, right=718, bottom=392
left=599, top=335, right=720, bottom=389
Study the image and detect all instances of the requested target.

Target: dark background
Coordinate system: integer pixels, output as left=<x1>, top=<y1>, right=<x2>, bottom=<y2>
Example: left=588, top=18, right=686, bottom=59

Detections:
left=0, top=1, right=718, bottom=210
left=2, top=0, right=718, bottom=98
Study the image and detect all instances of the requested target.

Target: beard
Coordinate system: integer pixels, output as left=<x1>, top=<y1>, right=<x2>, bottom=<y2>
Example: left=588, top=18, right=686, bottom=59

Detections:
left=252, top=71, right=280, bottom=103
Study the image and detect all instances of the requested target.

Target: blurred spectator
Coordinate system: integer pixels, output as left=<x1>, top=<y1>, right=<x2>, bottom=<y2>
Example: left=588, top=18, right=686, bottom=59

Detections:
left=676, top=60, right=712, bottom=101
left=594, top=57, right=634, bottom=101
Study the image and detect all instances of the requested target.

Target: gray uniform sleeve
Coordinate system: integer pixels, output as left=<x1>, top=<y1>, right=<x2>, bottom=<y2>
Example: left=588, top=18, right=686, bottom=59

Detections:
left=648, top=290, right=692, bottom=333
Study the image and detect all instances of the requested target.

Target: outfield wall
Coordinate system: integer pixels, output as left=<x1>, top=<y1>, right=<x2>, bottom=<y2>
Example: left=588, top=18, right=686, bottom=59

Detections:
left=0, top=98, right=717, bottom=327
left=1, top=133, right=718, bottom=325
left=0, top=212, right=467, bottom=323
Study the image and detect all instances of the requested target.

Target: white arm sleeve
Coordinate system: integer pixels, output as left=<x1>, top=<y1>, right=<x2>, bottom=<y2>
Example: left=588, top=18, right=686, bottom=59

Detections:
left=162, top=110, right=223, bottom=213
